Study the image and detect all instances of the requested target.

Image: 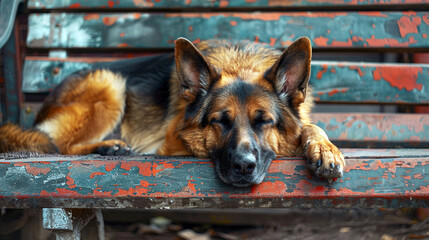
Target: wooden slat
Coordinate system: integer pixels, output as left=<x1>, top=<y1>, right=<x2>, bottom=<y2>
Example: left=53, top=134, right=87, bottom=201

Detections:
left=1, top=152, right=429, bottom=208
left=27, top=0, right=429, bottom=10
left=313, top=113, right=429, bottom=147
left=22, top=57, right=429, bottom=104
left=26, top=12, right=429, bottom=49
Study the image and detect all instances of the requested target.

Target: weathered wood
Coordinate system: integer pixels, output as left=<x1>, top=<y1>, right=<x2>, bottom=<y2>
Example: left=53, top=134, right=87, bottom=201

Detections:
left=22, top=57, right=429, bottom=104
left=3, top=20, right=20, bottom=123
left=26, top=0, right=429, bottom=10
left=312, top=113, right=429, bottom=147
left=26, top=12, right=429, bottom=49
left=1, top=151, right=429, bottom=208
left=43, top=208, right=104, bottom=240
left=15, top=99, right=429, bottom=146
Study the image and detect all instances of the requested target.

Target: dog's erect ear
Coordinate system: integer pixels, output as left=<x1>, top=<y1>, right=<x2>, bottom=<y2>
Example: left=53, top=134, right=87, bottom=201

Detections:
left=175, top=38, right=216, bottom=102
left=264, top=37, right=312, bottom=107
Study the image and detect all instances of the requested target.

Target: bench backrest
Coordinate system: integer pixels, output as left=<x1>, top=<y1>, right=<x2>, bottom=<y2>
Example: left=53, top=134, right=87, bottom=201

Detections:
left=12, top=0, right=429, bottom=148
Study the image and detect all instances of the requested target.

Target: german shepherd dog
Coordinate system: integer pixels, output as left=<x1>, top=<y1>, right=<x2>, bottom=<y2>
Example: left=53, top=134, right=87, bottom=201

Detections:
left=0, top=37, right=344, bottom=187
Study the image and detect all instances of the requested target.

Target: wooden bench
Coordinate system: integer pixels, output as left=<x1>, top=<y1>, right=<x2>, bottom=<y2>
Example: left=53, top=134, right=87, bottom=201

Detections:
left=1, top=0, right=429, bottom=239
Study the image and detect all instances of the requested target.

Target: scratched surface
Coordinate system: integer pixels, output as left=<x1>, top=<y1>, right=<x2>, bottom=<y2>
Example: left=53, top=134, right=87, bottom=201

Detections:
left=26, top=0, right=429, bottom=9
left=26, top=12, right=429, bottom=49
left=0, top=150, right=428, bottom=208
left=22, top=58, right=429, bottom=104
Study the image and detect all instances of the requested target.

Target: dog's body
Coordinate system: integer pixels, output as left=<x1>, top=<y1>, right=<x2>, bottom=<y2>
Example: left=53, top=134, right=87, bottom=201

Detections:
left=0, top=38, right=344, bottom=186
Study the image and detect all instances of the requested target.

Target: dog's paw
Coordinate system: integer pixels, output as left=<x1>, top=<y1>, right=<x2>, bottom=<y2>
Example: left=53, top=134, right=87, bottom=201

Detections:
left=97, top=140, right=132, bottom=156
left=305, top=140, right=345, bottom=179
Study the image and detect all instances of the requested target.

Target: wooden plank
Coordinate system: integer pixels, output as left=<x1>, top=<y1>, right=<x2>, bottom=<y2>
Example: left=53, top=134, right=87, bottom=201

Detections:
left=3, top=21, right=20, bottom=123
left=22, top=57, right=429, bottom=104
left=26, top=12, right=429, bottom=49
left=27, top=0, right=429, bottom=10
left=0, top=152, right=429, bottom=208
left=312, top=113, right=429, bottom=147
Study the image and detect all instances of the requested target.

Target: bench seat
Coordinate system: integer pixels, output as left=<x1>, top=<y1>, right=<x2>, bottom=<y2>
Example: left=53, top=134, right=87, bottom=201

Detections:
left=1, top=149, right=429, bottom=209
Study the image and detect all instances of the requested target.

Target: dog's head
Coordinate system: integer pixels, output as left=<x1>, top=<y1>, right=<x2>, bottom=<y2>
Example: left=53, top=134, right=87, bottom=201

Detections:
left=175, top=38, right=312, bottom=187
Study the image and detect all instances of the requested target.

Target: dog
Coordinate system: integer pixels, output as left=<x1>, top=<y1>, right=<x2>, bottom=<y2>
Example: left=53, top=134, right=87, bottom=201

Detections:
left=0, top=37, right=345, bottom=187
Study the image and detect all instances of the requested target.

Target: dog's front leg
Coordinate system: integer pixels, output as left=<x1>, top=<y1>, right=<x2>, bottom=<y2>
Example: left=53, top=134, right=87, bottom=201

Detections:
left=301, top=124, right=345, bottom=179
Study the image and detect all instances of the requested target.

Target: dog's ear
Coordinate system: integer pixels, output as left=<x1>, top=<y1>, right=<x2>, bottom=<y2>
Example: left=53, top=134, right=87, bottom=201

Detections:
left=175, top=38, right=216, bottom=102
left=264, top=37, right=312, bottom=108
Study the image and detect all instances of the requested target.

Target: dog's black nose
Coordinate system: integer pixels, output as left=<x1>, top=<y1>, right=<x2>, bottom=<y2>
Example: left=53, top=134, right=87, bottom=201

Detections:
left=232, top=153, right=256, bottom=175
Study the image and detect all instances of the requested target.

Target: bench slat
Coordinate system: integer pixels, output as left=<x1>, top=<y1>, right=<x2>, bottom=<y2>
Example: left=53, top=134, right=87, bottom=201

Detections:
left=27, top=0, right=429, bottom=9
left=0, top=153, right=428, bottom=208
left=313, top=113, right=429, bottom=147
left=22, top=58, right=429, bottom=104
left=27, top=12, right=429, bottom=49
left=17, top=101, right=429, bottom=146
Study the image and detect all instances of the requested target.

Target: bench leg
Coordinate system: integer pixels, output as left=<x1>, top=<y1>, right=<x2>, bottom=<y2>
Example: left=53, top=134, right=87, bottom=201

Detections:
left=42, top=208, right=105, bottom=240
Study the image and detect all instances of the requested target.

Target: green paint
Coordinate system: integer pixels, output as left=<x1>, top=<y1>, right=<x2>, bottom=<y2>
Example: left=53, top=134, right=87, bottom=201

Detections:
left=26, top=12, right=429, bottom=49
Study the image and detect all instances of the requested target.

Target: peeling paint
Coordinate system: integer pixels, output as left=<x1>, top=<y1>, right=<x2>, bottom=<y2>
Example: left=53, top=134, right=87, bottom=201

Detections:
left=1, top=154, right=428, bottom=208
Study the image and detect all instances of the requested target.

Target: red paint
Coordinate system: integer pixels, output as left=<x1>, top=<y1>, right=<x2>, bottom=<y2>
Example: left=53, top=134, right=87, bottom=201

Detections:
left=120, top=33, right=125, bottom=37
left=219, top=0, right=229, bottom=7
left=107, top=0, right=115, bottom=7
left=68, top=3, right=81, bottom=8
left=328, top=89, right=340, bottom=96
left=66, top=175, right=76, bottom=189
left=367, top=177, right=379, bottom=180
left=192, top=38, right=201, bottom=44
left=373, top=66, right=423, bottom=91
left=281, top=40, right=294, bottom=46
left=349, top=66, right=365, bottom=77
left=254, top=36, right=260, bottom=43
left=230, top=21, right=237, bottom=26
left=15, top=163, right=50, bottom=176
left=331, top=39, right=353, bottom=47
left=316, top=65, right=328, bottom=79
left=423, top=14, right=429, bottom=25
left=268, top=160, right=295, bottom=175
left=117, top=43, right=129, bottom=47
left=55, top=188, right=82, bottom=197
left=415, top=173, right=424, bottom=179
left=90, top=172, right=106, bottom=179
left=314, top=36, right=329, bottom=46
left=269, top=38, right=277, bottom=47
left=84, top=14, right=100, bottom=21
left=358, top=12, right=388, bottom=17
left=365, top=35, right=418, bottom=47
left=152, top=162, right=175, bottom=176
left=105, top=162, right=117, bottom=172
left=352, top=36, right=364, bottom=42
left=121, top=161, right=152, bottom=176
left=135, top=181, right=150, bottom=195
left=102, top=16, right=119, bottom=26
left=397, top=16, right=421, bottom=38
left=92, top=188, right=112, bottom=197
left=251, top=181, right=287, bottom=196
left=39, top=190, right=49, bottom=196
left=165, top=12, right=346, bottom=21
left=187, top=180, right=197, bottom=194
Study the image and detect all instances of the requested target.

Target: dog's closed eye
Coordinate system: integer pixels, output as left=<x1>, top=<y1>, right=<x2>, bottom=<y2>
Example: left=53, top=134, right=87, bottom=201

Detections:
left=210, top=111, right=232, bottom=129
left=252, top=110, right=274, bottom=129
